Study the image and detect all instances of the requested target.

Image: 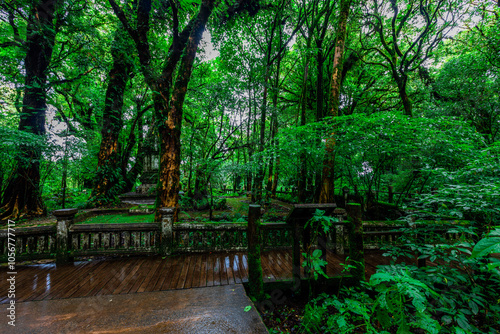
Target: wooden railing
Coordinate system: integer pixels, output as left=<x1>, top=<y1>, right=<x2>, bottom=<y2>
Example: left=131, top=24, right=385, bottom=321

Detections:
left=261, top=223, right=292, bottom=250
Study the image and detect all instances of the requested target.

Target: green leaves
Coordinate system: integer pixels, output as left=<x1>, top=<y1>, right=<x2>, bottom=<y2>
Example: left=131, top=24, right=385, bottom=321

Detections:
left=301, top=249, right=328, bottom=280
left=471, top=228, right=500, bottom=259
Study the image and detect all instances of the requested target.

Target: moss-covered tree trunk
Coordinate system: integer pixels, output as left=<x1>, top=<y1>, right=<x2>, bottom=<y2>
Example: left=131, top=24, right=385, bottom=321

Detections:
left=155, top=0, right=214, bottom=222
left=395, top=73, right=412, bottom=117
left=0, top=0, right=60, bottom=221
left=319, top=0, right=352, bottom=204
left=90, top=28, right=132, bottom=206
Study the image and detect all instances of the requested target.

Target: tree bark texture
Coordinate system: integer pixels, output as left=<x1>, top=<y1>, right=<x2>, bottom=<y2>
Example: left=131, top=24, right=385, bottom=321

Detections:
left=155, top=0, right=214, bottom=222
left=319, top=0, right=351, bottom=204
left=90, top=29, right=132, bottom=206
left=0, top=0, right=60, bottom=221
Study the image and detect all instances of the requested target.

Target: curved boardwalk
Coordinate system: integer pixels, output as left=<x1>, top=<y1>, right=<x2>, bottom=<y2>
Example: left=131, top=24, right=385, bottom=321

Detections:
left=0, top=249, right=399, bottom=304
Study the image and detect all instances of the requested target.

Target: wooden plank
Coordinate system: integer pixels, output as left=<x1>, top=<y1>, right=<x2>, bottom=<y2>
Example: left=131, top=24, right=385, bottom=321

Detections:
left=158, top=257, right=177, bottom=291
left=20, top=264, right=76, bottom=301
left=262, top=251, right=280, bottom=281
left=260, top=253, right=276, bottom=282
left=223, top=253, right=234, bottom=285
left=152, top=257, right=174, bottom=291
left=164, top=255, right=183, bottom=290
left=176, top=255, right=192, bottom=289
left=218, top=254, right=229, bottom=285
left=2, top=264, right=52, bottom=291
left=276, top=249, right=293, bottom=274
left=186, top=254, right=202, bottom=289
left=76, top=259, right=126, bottom=297
left=136, top=257, right=163, bottom=293
left=268, top=250, right=290, bottom=280
left=60, top=260, right=111, bottom=298
left=205, top=253, right=215, bottom=287
left=197, top=253, right=207, bottom=288
left=29, top=261, right=92, bottom=301
left=212, top=254, right=222, bottom=286
left=94, top=258, right=141, bottom=296
left=240, top=253, right=249, bottom=283
left=128, top=257, right=161, bottom=294
left=231, top=253, right=243, bottom=284
left=147, top=258, right=169, bottom=291
left=9, top=266, right=55, bottom=302
left=112, top=258, right=147, bottom=294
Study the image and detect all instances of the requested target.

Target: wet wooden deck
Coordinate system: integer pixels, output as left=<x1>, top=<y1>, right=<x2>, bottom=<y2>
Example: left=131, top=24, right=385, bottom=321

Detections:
left=0, top=249, right=404, bottom=304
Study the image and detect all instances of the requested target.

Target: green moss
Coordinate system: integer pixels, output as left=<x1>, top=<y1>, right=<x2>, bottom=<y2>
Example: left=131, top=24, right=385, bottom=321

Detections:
left=77, top=213, right=154, bottom=224
left=129, top=204, right=155, bottom=210
left=248, top=248, right=264, bottom=300
left=363, top=220, right=405, bottom=226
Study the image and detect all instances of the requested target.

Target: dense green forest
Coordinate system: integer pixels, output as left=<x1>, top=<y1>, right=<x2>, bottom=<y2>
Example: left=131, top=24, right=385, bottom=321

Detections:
left=1, top=0, right=499, bottom=332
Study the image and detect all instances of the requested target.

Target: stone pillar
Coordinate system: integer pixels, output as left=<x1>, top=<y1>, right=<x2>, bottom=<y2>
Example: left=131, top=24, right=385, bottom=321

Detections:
left=346, top=203, right=365, bottom=282
left=159, top=207, right=175, bottom=256
left=247, top=204, right=264, bottom=299
left=342, top=186, right=349, bottom=208
left=53, top=208, right=78, bottom=264
left=335, top=224, right=346, bottom=255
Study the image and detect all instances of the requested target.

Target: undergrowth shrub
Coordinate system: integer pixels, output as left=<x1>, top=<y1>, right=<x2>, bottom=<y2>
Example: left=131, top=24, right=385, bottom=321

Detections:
left=301, top=225, right=500, bottom=333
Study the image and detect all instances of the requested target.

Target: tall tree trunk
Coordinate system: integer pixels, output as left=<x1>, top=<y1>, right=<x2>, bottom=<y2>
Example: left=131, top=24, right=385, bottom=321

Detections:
left=90, top=28, right=132, bottom=206
left=155, top=0, right=214, bottom=222
left=314, top=53, right=325, bottom=201
left=252, top=68, right=269, bottom=203
left=395, top=74, right=412, bottom=117
left=266, top=56, right=281, bottom=200
left=319, top=0, right=351, bottom=204
left=0, top=0, right=60, bottom=221
left=246, top=79, right=253, bottom=192
left=298, top=34, right=312, bottom=203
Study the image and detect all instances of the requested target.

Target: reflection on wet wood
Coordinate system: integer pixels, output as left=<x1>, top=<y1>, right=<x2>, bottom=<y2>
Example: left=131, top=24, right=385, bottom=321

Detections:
left=1, top=250, right=410, bottom=303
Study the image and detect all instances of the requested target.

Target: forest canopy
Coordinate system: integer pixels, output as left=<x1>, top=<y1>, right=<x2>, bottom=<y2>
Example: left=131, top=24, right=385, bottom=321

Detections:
left=0, top=0, right=498, bottom=224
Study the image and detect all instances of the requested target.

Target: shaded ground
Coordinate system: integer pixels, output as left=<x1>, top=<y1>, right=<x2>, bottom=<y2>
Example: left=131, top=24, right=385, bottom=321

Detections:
left=0, top=285, right=268, bottom=334
left=10, top=196, right=292, bottom=227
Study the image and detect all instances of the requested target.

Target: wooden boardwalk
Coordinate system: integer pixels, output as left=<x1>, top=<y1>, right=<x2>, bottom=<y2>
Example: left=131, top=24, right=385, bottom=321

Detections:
left=0, top=249, right=402, bottom=304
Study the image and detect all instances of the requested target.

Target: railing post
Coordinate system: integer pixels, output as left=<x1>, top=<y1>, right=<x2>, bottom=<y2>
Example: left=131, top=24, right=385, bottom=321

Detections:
left=346, top=203, right=365, bottom=282
left=159, top=207, right=175, bottom=256
left=247, top=204, right=264, bottom=299
left=53, top=208, right=77, bottom=264
left=342, top=186, right=349, bottom=208
left=388, top=185, right=394, bottom=203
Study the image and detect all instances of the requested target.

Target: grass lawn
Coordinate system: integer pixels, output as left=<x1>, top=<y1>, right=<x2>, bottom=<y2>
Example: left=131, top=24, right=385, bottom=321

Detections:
left=78, top=213, right=155, bottom=224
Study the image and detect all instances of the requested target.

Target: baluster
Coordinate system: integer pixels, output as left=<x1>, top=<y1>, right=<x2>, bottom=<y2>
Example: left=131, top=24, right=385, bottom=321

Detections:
left=27, top=236, right=35, bottom=254
left=103, top=233, right=111, bottom=249
left=49, top=235, right=56, bottom=253
left=71, top=234, right=79, bottom=252
left=92, top=233, right=99, bottom=250
left=133, top=232, right=141, bottom=249
left=82, top=233, right=89, bottom=250
left=144, top=231, right=151, bottom=249
left=38, top=235, right=46, bottom=254
left=123, top=231, right=130, bottom=249
left=16, top=237, right=24, bottom=255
